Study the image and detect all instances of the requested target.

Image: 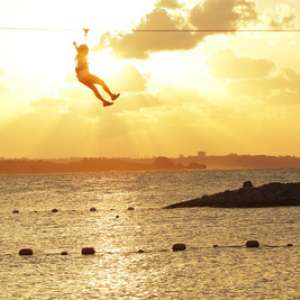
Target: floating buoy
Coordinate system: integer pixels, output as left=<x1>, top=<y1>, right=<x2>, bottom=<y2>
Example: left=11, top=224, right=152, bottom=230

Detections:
left=52, top=209, right=58, bottom=213
left=246, top=240, right=259, bottom=248
left=128, top=207, right=134, bottom=211
left=212, top=245, right=219, bottom=248
left=19, top=248, right=33, bottom=256
left=81, top=247, right=95, bottom=255
left=61, top=251, right=68, bottom=255
left=172, top=243, right=186, bottom=251
left=116, top=215, right=119, bottom=218
left=137, top=249, right=144, bottom=253
left=13, top=210, right=19, bottom=214
left=90, top=207, right=96, bottom=212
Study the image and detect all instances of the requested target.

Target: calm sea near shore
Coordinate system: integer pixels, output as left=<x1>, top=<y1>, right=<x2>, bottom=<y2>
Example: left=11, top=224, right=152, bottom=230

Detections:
left=1, top=169, right=300, bottom=299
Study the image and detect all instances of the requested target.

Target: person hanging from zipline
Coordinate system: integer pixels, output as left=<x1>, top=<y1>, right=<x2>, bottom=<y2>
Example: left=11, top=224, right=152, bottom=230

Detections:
left=73, top=42, right=120, bottom=107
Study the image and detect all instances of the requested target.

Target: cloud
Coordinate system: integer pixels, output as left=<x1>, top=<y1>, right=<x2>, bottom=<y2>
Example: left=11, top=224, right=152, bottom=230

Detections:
left=65, top=63, right=147, bottom=93
left=97, top=0, right=258, bottom=59
left=2, top=80, right=300, bottom=158
left=268, top=90, right=300, bottom=105
left=262, top=4, right=297, bottom=29
left=30, top=97, right=71, bottom=110
left=0, top=69, right=10, bottom=93
left=0, top=109, right=97, bottom=158
left=206, top=49, right=300, bottom=104
left=64, top=82, right=206, bottom=116
left=190, top=0, right=257, bottom=30
left=0, top=90, right=163, bottom=158
left=282, top=68, right=300, bottom=90
left=0, top=83, right=9, bottom=93
left=98, top=8, right=197, bottom=59
left=227, top=67, right=300, bottom=102
left=84, top=92, right=162, bottom=116
left=64, top=72, right=77, bottom=83
left=107, top=64, right=148, bottom=92
left=227, top=77, right=288, bottom=96
left=156, top=0, right=182, bottom=9
left=156, top=85, right=206, bottom=104
left=207, top=50, right=276, bottom=79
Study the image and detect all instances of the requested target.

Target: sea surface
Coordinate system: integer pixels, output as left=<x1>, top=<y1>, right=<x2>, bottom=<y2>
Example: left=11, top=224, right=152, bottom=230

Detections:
left=1, top=169, right=300, bottom=299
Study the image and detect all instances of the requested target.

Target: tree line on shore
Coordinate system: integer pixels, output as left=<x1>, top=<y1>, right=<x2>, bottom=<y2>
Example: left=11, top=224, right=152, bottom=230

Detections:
left=0, top=156, right=206, bottom=175
left=1, top=153, right=300, bottom=175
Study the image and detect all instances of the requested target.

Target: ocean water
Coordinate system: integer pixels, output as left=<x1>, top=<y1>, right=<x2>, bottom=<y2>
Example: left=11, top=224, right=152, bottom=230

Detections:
left=1, top=169, right=300, bottom=299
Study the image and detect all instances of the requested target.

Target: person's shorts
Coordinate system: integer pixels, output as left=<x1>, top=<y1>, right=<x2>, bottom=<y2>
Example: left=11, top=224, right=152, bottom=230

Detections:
left=76, top=69, right=90, bottom=82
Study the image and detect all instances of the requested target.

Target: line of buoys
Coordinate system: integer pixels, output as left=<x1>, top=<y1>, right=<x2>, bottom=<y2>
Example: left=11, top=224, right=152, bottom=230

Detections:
left=15, top=241, right=296, bottom=256
left=19, top=249, right=33, bottom=256
left=9, top=207, right=135, bottom=214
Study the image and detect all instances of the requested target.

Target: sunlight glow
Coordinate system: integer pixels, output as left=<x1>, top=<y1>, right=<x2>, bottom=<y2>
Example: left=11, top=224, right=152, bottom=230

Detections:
left=1, top=0, right=300, bottom=158
left=90, top=53, right=124, bottom=79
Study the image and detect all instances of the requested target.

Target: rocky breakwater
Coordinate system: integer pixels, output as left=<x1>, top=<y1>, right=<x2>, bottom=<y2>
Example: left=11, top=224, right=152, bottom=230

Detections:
left=164, top=181, right=300, bottom=209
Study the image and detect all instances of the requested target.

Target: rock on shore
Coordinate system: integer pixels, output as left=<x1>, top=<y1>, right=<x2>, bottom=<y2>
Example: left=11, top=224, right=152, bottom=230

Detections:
left=164, top=182, right=300, bottom=209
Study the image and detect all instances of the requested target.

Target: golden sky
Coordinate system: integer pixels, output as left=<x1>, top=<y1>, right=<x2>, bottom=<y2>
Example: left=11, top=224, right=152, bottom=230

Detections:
left=1, top=0, right=300, bottom=158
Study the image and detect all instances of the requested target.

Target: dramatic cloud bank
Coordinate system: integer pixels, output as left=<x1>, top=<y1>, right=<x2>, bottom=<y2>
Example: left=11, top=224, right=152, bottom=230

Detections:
left=208, top=50, right=276, bottom=79
left=189, top=0, right=257, bottom=30
left=96, top=0, right=259, bottom=59
left=96, top=0, right=297, bottom=60
left=262, top=4, right=297, bottom=29
left=207, top=49, right=300, bottom=105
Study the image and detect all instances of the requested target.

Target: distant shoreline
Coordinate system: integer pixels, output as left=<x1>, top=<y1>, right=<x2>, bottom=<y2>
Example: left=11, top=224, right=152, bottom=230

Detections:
left=1, top=153, right=300, bottom=175
left=0, top=156, right=206, bottom=175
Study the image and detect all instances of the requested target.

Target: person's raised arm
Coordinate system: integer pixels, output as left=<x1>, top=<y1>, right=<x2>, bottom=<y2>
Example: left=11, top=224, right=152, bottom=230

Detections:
left=73, top=41, right=79, bottom=52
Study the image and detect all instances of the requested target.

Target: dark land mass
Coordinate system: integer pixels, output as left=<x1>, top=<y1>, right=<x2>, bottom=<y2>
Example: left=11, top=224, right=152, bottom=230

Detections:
left=0, top=156, right=206, bottom=175
left=127, top=153, right=300, bottom=170
left=2, top=152, right=300, bottom=175
left=164, top=181, right=300, bottom=209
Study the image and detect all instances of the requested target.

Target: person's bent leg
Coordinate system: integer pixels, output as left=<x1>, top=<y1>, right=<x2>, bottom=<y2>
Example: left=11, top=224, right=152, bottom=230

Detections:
left=89, top=74, right=120, bottom=100
left=81, top=80, right=113, bottom=107
left=85, top=82, right=105, bottom=100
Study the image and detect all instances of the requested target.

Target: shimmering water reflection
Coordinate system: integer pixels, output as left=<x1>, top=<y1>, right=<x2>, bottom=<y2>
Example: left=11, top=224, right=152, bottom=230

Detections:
left=1, top=169, right=300, bottom=299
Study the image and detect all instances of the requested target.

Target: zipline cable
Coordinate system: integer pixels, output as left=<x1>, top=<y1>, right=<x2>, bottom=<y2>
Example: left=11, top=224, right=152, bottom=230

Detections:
left=1, top=26, right=300, bottom=33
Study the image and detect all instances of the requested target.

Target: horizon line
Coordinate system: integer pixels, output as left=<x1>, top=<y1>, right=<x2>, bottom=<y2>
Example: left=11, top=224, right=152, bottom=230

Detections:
left=0, top=153, right=299, bottom=160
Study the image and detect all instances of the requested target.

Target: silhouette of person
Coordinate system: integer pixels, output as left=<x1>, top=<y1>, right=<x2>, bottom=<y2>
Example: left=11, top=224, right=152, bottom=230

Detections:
left=73, top=42, right=120, bottom=107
